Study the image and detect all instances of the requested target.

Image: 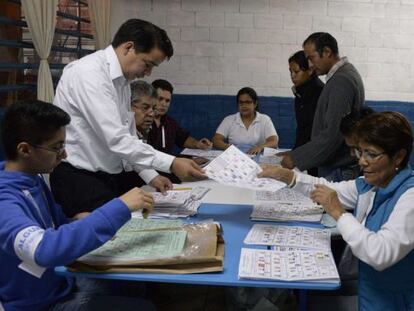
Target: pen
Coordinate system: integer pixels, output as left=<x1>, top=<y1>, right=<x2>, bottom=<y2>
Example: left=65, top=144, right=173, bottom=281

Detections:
left=174, top=187, right=192, bottom=190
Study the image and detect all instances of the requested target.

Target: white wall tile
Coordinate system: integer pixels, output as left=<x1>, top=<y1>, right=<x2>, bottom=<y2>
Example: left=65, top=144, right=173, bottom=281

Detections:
left=110, top=0, right=414, bottom=102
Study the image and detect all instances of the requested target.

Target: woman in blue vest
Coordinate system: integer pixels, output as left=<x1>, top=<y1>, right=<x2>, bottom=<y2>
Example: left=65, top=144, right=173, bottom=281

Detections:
left=258, top=111, right=414, bottom=310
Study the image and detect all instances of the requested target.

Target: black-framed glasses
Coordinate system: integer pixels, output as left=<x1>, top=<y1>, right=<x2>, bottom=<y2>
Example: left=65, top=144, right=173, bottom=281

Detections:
left=132, top=103, right=155, bottom=114
left=31, top=143, right=66, bottom=156
left=238, top=100, right=254, bottom=105
left=355, top=149, right=386, bottom=162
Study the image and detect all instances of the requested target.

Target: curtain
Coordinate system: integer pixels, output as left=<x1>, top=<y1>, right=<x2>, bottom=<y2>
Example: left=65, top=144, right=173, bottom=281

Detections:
left=21, top=0, right=58, bottom=103
left=88, top=0, right=111, bottom=50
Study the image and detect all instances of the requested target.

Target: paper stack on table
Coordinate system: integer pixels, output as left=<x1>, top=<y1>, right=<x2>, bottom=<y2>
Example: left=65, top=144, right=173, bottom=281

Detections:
left=239, top=223, right=338, bottom=283
left=72, top=221, right=224, bottom=274
left=204, top=145, right=285, bottom=192
left=180, top=148, right=223, bottom=159
left=251, top=188, right=324, bottom=222
left=238, top=248, right=339, bottom=283
left=132, top=187, right=210, bottom=219
left=258, top=147, right=287, bottom=166
left=244, top=224, right=331, bottom=250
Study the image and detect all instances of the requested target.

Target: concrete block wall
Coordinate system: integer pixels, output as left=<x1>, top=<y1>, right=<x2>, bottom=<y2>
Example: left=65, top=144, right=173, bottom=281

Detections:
left=111, top=0, right=414, bottom=102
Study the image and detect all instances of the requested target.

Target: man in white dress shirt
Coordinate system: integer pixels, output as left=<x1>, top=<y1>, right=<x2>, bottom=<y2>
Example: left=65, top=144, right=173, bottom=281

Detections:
left=50, top=19, right=205, bottom=218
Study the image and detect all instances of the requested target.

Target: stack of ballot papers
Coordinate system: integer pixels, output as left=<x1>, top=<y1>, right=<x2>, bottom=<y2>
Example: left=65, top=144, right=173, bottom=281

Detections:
left=132, top=187, right=210, bottom=219
left=250, top=188, right=324, bottom=222
left=71, top=220, right=224, bottom=274
left=239, top=224, right=339, bottom=283
left=258, top=147, right=287, bottom=166
left=204, top=145, right=285, bottom=191
left=180, top=148, right=223, bottom=159
left=244, top=224, right=331, bottom=250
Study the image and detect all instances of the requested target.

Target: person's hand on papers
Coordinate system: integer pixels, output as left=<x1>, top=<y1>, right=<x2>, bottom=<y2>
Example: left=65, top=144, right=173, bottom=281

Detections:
left=171, top=158, right=207, bottom=182
left=149, top=175, right=173, bottom=195
left=310, top=184, right=346, bottom=220
left=257, top=164, right=295, bottom=185
left=119, top=187, right=154, bottom=214
left=278, top=151, right=295, bottom=169
left=196, top=138, right=213, bottom=150
left=247, top=145, right=263, bottom=155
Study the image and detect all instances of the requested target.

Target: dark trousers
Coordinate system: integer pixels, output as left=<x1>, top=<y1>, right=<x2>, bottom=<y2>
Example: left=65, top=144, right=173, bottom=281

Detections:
left=50, top=162, right=145, bottom=218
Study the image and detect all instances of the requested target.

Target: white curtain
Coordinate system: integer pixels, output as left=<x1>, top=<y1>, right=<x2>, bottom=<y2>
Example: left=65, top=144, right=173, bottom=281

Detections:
left=21, top=0, right=58, bottom=103
left=88, top=0, right=112, bottom=50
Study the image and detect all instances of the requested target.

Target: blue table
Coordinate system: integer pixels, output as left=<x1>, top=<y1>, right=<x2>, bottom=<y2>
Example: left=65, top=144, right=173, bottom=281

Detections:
left=56, top=203, right=340, bottom=310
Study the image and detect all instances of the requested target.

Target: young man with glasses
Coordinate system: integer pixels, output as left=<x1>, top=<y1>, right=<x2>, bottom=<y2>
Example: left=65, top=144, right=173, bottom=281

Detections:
left=51, top=19, right=205, bottom=219
left=0, top=100, right=155, bottom=311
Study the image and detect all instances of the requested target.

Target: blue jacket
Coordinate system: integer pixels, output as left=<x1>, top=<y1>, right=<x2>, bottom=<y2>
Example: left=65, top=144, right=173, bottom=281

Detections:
left=0, top=162, right=131, bottom=311
left=356, top=167, right=414, bottom=309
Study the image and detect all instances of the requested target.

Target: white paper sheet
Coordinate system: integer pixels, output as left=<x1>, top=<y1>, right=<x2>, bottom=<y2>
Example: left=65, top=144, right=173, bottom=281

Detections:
left=244, top=224, right=331, bottom=250
left=238, top=248, right=339, bottom=283
left=204, top=145, right=285, bottom=192
left=250, top=202, right=324, bottom=222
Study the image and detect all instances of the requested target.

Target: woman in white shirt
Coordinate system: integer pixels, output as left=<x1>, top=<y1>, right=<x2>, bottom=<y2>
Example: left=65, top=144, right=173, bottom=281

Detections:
left=212, top=87, right=278, bottom=155
left=258, top=111, right=414, bottom=311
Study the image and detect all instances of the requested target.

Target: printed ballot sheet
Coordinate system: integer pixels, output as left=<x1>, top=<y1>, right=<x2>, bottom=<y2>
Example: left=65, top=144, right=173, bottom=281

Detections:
left=152, top=190, right=191, bottom=206
left=204, top=145, right=285, bottom=191
left=79, top=230, right=187, bottom=264
left=250, top=202, right=324, bottom=222
left=117, top=219, right=183, bottom=233
left=132, top=188, right=209, bottom=219
left=244, top=224, right=331, bottom=250
left=181, top=148, right=223, bottom=159
left=252, top=188, right=324, bottom=222
left=238, top=248, right=339, bottom=283
left=255, top=188, right=313, bottom=204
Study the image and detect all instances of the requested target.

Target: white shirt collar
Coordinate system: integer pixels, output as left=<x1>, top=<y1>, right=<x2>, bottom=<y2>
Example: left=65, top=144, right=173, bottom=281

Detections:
left=236, top=111, right=261, bottom=126
left=104, top=45, right=126, bottom=82
left=326, top=56, right=348, bottom=82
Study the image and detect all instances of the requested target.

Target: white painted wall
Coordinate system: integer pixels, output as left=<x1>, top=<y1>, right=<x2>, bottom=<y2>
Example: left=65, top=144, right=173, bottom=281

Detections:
left=110, top=0, right=414, bottom=102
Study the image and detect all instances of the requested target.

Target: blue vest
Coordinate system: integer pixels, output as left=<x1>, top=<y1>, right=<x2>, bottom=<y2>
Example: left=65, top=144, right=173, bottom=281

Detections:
left=355, top=166, right=414, bottom=291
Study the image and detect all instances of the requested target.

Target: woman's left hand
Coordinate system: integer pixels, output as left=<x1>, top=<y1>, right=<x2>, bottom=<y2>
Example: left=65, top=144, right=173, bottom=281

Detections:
left=247, top=145, right=263, bottom=155
left=310, top=184, right=346, bottom=220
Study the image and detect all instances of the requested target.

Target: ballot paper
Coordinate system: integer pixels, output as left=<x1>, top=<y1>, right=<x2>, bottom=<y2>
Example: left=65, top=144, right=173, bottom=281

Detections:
left=255, top=188, right=313, bottom=204
left=117, top=219, right=183, bottom=233
left=251, top=188, right=324, bottom=222
left=204, top=145, right=285, bottom=191
left=250, top=202, right=324, bottom=222
left=132, top=188, right=209, bottom=219
left=152, top=190, right=191, bottom=206
left=180, top=148, right=223, bottom=159
left=78, top=230, right=187, bottom=264
left=244, top=224, right=331, bottom=250
left=238, top=248, right=339, bottom=283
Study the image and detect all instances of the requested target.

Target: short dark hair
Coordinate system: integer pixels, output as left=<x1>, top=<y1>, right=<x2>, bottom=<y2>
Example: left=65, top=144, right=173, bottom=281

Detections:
left=340, top=106, right=375, bottom=137
left=2, top=100, right=71, bottom=160
left=112, top=19, right=173, bottom=59
left=236, top=87, right=259, bottom=111
left=303, top=32, right=339, bottom=57
left=356, top=111, right=413, bottom=168
left=288, top=50, right=309, bottom=71
left=152, top=79, right=174, bottom=94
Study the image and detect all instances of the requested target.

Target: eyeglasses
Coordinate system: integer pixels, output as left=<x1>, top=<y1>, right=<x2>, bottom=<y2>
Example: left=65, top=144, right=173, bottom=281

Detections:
left=354, top=149, right=386, bottom=162
left=132, top=103, right=155, bottom=114
left=31, top=143, right=66, bottom=157
left=238, top=100, right=254, bottom=105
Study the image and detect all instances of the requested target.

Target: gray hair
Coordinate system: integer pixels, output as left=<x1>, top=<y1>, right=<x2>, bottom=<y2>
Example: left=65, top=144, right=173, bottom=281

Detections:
left=130, top=80, right=158, bottom=104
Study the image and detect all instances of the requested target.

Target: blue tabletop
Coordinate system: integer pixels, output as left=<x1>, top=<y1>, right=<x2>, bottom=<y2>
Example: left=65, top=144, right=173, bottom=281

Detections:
left=56, top=202, right=340, bottom=290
